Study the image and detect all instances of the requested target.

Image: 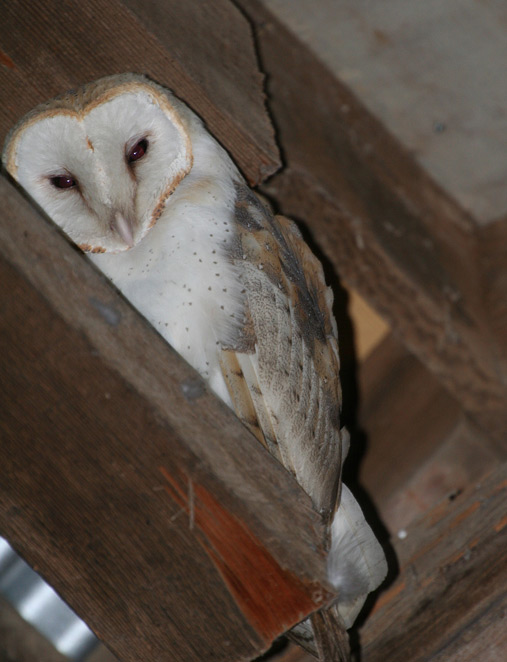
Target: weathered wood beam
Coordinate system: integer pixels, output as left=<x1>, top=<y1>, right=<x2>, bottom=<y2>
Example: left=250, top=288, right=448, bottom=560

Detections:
left=0, top=176, right=334, bottom=662
left=0, top=0, right=279, bottom=185
left=361, top=463, right=507, bottom=661
left=236, top=0, right=507, bottom=441
left=357, top=334, right=506, bottom=533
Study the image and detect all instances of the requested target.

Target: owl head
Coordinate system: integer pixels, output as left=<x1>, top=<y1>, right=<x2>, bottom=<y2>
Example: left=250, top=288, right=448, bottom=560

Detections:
left=2, top=74, right=196, bottom=253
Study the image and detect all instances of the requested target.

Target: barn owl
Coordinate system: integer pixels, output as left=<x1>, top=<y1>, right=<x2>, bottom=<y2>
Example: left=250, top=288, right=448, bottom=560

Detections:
left=3, top=74, right=387, bottom=660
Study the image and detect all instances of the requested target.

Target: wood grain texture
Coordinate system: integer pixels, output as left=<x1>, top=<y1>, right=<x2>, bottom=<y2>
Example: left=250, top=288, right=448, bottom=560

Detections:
left=122, top=0, right=277, bottom=183
left=0, top=0, right=279, bottom=185
left=236, top=0, right=507, bottom=442
left=87, top=645, right=119, bottom=662
left=356, top=334, right=506, bottom=533
left=357, top=334, right=460, bottom=523
left=360, top=464, right=507, bottom=662
left=0, top=176, right=334, bottom=662
left=262, top=0, right=507, bottom=224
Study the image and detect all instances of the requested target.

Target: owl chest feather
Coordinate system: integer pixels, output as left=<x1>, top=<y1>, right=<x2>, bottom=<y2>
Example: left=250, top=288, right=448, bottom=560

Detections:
left=89, top=189, right=244, bottom=403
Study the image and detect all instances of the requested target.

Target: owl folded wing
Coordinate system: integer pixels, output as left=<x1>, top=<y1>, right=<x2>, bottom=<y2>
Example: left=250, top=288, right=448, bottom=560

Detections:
left=219, top=186, right=387, bottom=639
left=219, top=184, right=344, bottom=525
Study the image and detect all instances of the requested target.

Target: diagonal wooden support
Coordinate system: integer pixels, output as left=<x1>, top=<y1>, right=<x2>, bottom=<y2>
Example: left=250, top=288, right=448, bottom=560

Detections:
left=0, top=176, right=335, bottom=662
left=360, top=463, right=507, bottom=662
left=0, top=0, right=279, bottom=185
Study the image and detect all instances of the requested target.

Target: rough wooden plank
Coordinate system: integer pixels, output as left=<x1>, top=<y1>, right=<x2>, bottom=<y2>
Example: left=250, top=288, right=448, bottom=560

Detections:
left=122, top=0, right=277, bottom=183
left=272, top=644, right=311, bottom=661
left=236, top=1, right=507, bottom=441
left=360, top=464, right=507, bottom=661
left=356, top=334, right=506, bottom=533
left=378, top=417, right=505, bottom=535
left=476, top=214, right=507, bottom=385
left=355, top=334, right=460, bottom=523
left=0, top=176, right=334, bottom=662
left=0, top=0, right=279, bottom=185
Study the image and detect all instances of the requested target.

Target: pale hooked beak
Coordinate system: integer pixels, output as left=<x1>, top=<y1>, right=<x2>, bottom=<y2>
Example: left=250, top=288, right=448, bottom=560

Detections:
left=112, top=211, right=135, bottom=248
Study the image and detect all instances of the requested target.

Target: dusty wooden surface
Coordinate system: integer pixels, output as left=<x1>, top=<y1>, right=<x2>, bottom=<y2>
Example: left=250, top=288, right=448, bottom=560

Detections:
left=263, top=0, right=507, bottom=224
left=88, top=647, right=119, bottom=662
left=87, top=646, right=119, bottom=662
left=274, top=325, right=507, bottom=660
left=0, top=176, right=334, bottom=662
left=0, top=0, right=279, bottom=185
left=356, top=334, right=507, bottom=533
left=361, top=463, right=507, bottom=662
left=353, top=330, right=506, bottom=659
left=237, top=0, right=507, bottom=442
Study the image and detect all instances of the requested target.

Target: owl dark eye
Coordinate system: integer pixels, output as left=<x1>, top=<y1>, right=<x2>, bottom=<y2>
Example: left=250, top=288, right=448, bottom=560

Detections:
left=50, top=175, right=77, bottom=189
left=127, top=138, right=149, bottom=163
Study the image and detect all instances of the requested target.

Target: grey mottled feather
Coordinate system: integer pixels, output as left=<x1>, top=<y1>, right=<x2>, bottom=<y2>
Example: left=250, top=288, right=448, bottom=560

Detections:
left=220, top=184, right=344, bottom=526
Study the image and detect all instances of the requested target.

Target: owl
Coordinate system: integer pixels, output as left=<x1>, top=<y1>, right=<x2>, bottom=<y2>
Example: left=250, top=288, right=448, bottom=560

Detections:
left=3, top=74, right=387, bottom=661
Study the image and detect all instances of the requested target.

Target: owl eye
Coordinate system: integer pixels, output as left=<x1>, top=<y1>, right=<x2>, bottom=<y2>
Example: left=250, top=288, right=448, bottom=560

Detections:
left=50, top=174, right=77, bottom=189
left=127, top=138, right=149, bottom=163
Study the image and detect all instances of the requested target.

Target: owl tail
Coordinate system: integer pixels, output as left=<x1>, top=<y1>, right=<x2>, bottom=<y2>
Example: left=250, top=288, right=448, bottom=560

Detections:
left=288, top=483, right=387, bottom=659
left=327, top=484, right=388, bottom=628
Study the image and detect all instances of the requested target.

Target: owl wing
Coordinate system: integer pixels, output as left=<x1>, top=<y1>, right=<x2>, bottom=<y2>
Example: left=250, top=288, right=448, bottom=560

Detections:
left=220, top=185, right=387, bottom=638
left=219, top=184, right=344, bottom=525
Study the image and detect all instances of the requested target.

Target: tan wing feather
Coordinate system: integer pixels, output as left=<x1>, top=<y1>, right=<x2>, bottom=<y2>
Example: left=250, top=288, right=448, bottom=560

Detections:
left=218, top=350, right=273, bottom=453
left=221, top=184, right=343, bottom=525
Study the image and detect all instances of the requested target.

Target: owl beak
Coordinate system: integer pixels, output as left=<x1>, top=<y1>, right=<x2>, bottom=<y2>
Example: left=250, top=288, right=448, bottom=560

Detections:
left=112, top=211, right=135, bottom=248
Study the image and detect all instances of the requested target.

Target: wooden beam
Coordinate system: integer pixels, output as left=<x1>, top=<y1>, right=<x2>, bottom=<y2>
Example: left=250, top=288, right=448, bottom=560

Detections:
left=88, top=646, right=119, bottom=662
left=86, top=644, right=118, bottom=662
left=0, top=176, right=334, bottom=662
left=0, top=0, right=279, bottom=185
left=259, top=0, right=507, bottom=224
left=356, top=334, right=506, bottom=533
left=360, top=464, right=507, bottom=662
left=236, top=0, right=507, bottom=441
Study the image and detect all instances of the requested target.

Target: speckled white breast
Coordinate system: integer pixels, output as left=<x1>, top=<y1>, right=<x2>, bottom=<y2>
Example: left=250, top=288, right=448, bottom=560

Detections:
left=89, top=170, right=244, bottom=405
